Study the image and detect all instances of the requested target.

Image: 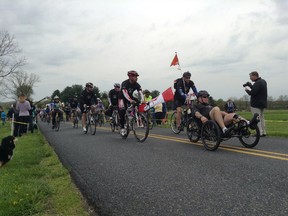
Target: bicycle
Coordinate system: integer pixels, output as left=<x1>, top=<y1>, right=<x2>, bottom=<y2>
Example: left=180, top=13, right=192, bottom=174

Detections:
left=110, top=106, right=120, bottom=132
left=187, top=114, right=261, bottom=151
left=171, top=96, right=195, bottom=134
left=52, top=111, right=61, bottom=131
left=120, top=103, right=149, bottom=142
left=98, top=110, right=105, bottom=127
left=84, top=106, right=97, bottom=135
left=71, top=108, right=80, bottom=128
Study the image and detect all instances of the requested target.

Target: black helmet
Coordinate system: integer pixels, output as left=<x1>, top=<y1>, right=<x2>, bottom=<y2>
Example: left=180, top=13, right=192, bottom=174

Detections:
left=114, top=83, right=120, bottom=88
left=86, top=82, right=93, bottom=88
left=183, top=71, right=191, bottom=78
left=197, top=90, right=210, bottom=98
left=127, top=70, right=139, bottom=77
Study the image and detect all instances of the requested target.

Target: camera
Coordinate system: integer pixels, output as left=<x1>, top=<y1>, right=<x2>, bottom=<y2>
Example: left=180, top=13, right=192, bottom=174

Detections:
left=242, top=81, right=252, bottom=88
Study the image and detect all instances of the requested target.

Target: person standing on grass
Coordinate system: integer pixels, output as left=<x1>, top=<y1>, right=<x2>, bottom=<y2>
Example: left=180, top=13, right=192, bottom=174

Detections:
left=244, top=71, right=267, bottom=137
left=15, top=94, right=31, bottom=137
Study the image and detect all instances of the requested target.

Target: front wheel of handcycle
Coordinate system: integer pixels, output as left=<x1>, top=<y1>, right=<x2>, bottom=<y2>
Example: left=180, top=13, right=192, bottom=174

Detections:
left=132, top=113, right=149, bottom=142
left=187, top=118, right=201, bottom=143
left=238, top=121, right=260, bottom=148
left=201, top=120, right=221, bottom=151
left=170, top=111, right=181, bottom=134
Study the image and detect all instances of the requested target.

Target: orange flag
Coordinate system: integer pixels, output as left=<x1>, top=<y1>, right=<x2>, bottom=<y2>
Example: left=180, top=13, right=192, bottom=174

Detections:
left=170, top=53, right=179, bottom=67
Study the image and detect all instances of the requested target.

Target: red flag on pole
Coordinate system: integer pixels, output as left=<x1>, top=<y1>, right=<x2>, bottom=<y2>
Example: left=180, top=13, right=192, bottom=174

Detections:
left=170, top=52, right=179, bottom=67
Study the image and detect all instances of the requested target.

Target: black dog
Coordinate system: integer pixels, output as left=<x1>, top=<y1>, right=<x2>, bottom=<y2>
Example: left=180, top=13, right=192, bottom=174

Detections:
left=0, top=136, right=16, bottom=167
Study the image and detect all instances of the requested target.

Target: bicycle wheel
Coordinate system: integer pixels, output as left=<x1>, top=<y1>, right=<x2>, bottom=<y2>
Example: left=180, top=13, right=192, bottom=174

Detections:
left=55, top=115, right=60, bottom=131
left=170, top=111, right=181, bottom=134
left=186, top=118, right=201, bottom=143
left=85, top=114, right=90, bottom=134
left=238, top=120, right=260, bottom=148
left=132, top=113, right=149, bottom=142
left=201, top=120, right=221, bottom=151
left=121, top=116, right=130, bottom=139
left=90, top=114, right=97, bottom=135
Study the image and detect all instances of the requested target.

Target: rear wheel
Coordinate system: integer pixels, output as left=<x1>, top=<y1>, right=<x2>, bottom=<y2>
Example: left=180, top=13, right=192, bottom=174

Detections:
left=187, top=118, right=201, bottom=143
left=170, top=111, right=181, bottom=134
left=201, top=120, right=221, bottom=151
left=132, top=113, right=149, bottom=142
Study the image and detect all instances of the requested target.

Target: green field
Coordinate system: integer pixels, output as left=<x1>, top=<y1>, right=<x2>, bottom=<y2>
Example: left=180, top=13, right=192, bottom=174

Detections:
left=237, top=110, right=288, bottom=137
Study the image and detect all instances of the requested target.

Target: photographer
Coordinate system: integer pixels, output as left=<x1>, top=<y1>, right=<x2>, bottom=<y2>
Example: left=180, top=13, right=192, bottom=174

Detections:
left=244, top=71, right=267, bottom=137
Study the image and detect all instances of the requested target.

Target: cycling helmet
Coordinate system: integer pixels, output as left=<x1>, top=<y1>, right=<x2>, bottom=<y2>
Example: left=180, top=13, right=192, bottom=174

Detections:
left=86, top=82, right=93, bottom=88
left=183, top=71, right=191, bottom=78
left=197, top=90, right=210, bottom=98
left=127, top=70, right=139, bottom=77
left=114, top=83, right=121, bottom=88
left=54, top=95, right=59, bottom=99
left=143, top=89, right=150, bottom=95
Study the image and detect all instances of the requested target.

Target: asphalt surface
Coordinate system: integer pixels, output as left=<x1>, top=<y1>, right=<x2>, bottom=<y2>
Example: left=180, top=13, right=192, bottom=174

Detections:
left=39, top=121, right=288, bottom=216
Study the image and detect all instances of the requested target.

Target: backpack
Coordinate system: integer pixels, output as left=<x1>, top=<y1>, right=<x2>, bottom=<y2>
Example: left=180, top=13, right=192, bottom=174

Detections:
left=173, top=78, right=182, bottom=89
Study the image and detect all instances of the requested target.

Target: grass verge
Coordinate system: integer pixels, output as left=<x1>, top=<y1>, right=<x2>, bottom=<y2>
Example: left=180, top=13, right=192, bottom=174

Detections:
left=0, top=123, right=91, bottom=216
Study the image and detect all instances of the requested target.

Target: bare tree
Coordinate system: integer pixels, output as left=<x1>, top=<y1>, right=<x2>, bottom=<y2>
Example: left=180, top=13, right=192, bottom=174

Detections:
left=1, top=71, right=40, bottom=100
left=0, top=30, right=26, bottom=79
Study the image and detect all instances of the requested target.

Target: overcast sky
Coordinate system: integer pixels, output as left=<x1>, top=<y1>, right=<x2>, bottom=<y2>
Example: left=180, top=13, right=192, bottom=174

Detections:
left=1, top=0, right=287, bottom=101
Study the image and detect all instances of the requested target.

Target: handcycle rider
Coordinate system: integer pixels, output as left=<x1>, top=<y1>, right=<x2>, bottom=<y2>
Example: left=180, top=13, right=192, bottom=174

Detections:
left=79, top=82, right=97, bottom=132
left=174, top=71, right=198, bottom=130
left=192, top=90, right=259, bottom=135
left=118, top=70, right=144, bottom=136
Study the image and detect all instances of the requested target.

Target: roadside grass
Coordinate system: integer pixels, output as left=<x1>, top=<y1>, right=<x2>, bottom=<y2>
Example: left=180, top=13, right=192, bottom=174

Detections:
left=0, top=123, right=90, bottom=216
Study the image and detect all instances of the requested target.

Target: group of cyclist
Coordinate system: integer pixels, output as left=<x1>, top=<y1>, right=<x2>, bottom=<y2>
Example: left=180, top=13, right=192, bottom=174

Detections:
left=173, top=71, right=259, bottom=135
left=40, top=69, right=259, bottom=138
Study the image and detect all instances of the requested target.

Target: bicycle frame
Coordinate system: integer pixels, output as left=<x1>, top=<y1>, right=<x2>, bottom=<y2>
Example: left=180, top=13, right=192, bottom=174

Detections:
left=121, top=103, right=149, bottom=142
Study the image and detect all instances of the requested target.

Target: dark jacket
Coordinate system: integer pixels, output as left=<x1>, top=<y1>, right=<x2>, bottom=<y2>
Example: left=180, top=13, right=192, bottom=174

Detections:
left=246, top=77, right=267, bottom=109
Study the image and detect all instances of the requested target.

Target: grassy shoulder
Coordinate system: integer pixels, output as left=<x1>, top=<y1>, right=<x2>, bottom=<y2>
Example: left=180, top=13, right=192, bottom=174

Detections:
left=0, top=123, right=91, bottom=216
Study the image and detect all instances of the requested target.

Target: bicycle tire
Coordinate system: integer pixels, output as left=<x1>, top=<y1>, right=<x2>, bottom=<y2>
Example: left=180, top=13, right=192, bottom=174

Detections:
left=132, top=113, right=149, bottom=142
left=85, top=114, right=90, bottom=134
left=170, top=111, right=181, bottom=134
left=91, top=114, right=97, bottom=135
left=238, top=121, right=260, bottom=148
left=55, top=115, right=60, bottom=131
left=201, top=120, right=221, bottom=151
left=121, top=116, right=130, bottom=139
left=186, top=118, right=201, bottom=143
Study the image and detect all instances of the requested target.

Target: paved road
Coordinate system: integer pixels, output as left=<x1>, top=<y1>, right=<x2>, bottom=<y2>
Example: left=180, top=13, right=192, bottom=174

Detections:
left=39, top=121, right=288, bottom=216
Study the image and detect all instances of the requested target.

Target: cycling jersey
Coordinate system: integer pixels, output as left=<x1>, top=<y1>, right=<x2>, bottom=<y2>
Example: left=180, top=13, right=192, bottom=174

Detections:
left=108, top=89, right=120, bottom=106
left=69, top=99, right=79, bottom=109
left=80, top=89, right=97, bottom=106
left=119, top=79, right=142, bottom=102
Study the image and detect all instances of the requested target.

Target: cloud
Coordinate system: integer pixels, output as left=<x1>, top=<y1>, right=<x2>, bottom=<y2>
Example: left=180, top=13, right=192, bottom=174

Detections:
left=0, top=0, right=287, bottom=101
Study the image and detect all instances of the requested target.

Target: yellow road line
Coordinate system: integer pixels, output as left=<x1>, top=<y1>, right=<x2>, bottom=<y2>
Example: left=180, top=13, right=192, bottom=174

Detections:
left=148, top=133, right=288, bottom=161
left=98, top=127, right=288, bottom=161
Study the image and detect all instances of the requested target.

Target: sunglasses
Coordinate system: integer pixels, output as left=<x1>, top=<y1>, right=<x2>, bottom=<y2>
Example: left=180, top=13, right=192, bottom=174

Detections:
left=201, top=96, right=209, bottom=98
